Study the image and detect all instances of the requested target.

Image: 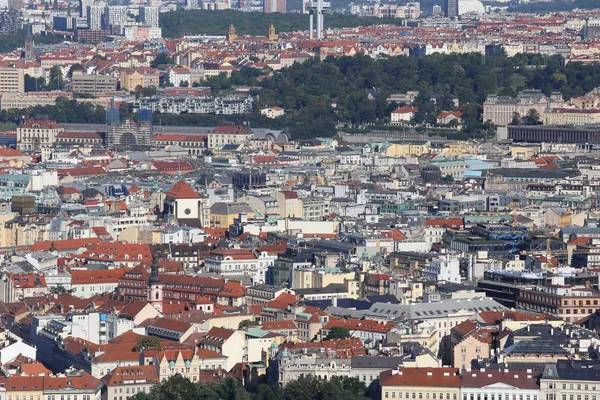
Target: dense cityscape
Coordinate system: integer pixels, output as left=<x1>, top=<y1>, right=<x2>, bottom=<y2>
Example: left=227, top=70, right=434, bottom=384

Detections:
left=0, top=0, right=599, bottom=399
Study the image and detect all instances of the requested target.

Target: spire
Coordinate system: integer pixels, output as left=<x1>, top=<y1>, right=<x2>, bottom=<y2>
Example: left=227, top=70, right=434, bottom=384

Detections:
left=149, top=263, right=160, bottom=284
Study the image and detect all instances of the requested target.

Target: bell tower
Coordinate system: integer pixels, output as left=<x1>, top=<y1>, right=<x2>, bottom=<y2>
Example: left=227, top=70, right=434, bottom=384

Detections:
left=268, top=24, right=278, bottom=50
left=227, top=25, right=238, bottom=42
left=147, top=263, right=163, bottom=312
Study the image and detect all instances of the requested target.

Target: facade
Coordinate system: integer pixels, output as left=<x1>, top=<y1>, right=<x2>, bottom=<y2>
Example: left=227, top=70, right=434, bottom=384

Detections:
left=0, top=91, right=74, bottom=110
left=0, top=67, right=24, bottom=94
left=517, top=286, right=600, bottom=323
left=483, top=90, right=564, bottom=126
left=120, top=68, right=160, bottom=91
left=204, top=248, right=276, bottom=285
left=71, top=74, right=118, bottom=96
left=101, top=365, right=159, bottom=400
left=17, top=119, right=64, bottom=152
left=380, top=368, right=461, bottom=400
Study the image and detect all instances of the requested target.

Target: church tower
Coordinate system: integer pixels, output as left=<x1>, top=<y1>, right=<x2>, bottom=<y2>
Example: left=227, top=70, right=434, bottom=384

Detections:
left=268, top=24, right=278, bottom=50
left=227, top=25, right=238, bottom=42
left=147, top=263, right=163, bottom=312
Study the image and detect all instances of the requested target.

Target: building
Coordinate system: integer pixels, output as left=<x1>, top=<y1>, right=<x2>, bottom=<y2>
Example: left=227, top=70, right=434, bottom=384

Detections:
left=380, top=368, right=461, bottom=400
left=199, top=327, right=245, bottom=371
left=162, top=180, right=203, bottom=226
left=207, top=125, right=252, bottom=149
left=391, top=107, right=418, bottom=123
left=461, top=369, right=540, bottom=400
left=446, top=0, right=458, bottom=17
left=540, top=360, right=600, bottom=400
left=104, top=6, right=127, bottom=34
left=0, top=66, right=24, bottom=94
left=139, top=6, right=159, bottom=27
left=16, top=119, right=64, bottom=153
left=0, top=273, right=48, bottom=302
left=71, top=74, right=118, bottom=96
left=517, top=285, right=600, bottom=323
left=483, top=90, right=564, bottom=126
left=264, top=0, right=286, bottom=13
left=87, top=5, right=105, bottom=30
left=0, top=91, right=74, bottom=110
left=101, top=365, right=159, bottom=400
left=120, top=68, right=160, bottom=91
left=204, top=248, right=276, bottom=285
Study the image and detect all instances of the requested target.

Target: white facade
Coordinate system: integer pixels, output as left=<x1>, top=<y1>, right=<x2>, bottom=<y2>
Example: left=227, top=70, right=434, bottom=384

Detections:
left=161, top=227, right=207, bottom=244
left=205, top=251, right=276, bottom=285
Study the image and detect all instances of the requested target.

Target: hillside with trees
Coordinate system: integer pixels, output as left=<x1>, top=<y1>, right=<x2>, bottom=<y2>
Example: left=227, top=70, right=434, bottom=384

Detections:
left=159, top=9, right=400, bottom=37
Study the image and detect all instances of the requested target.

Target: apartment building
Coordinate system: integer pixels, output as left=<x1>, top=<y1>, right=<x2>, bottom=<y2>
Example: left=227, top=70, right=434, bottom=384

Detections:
left=517, top=285, right=600, bottom=323
left=101, top=365, right=159, bottom=400
left=540, top=360, right=600, bottom=400
left=120, top=68, right=160, bottom=91
left=0, top=67, right=24, bottom=93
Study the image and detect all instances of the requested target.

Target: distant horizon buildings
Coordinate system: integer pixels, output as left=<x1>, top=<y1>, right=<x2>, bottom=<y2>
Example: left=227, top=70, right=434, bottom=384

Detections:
left=445, top=0, right=457, bottom=17
left=264, top=0, right=286, bottom=13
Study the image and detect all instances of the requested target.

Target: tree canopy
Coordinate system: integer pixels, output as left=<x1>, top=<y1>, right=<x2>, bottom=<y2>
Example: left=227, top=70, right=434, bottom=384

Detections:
left=134, top=336, right=162, bottom=351
left=159, top=9, right=400, bottom=38
left=325, top=327, right=351, bottom=340
left=131, top=374, right=370, bottom=400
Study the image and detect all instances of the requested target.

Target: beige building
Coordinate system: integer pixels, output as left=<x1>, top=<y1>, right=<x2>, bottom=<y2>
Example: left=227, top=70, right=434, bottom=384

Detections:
left=17, top=119, right=64, bottom=152
left=385, top=141, right=430, bottom=158
left=0, top=67, right=24, bottom=94
left=300, top=196, right=329, bottom=220
left=153, top=349, right=203, bottom=382
left=483, top=90, right=564, bottom=126
left=1, top=91, right=74, bottom=110
left=71, top=73, right=118, bottom=95
left=207, top=126, right=253, bottom=149
left=453, top=334, right=490, bottom=369
left=260, top=106, right=285, bottom=118
left=272, top=190, right=302, bottom=218
left=291, top=268, right=356, bottom=290
left=543, top=108, right=600, bottom=125
left=120, top=68, right=160, bottom=91
left=199, top=327, right=245, bottom=371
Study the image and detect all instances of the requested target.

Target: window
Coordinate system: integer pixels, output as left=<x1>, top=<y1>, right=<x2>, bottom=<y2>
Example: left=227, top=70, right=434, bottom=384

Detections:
left=385, top=393, right=389, bottom=399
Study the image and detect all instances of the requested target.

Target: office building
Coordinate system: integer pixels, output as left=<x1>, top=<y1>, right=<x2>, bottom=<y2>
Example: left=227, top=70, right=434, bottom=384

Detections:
left=71, top=74, right=118, bottom=96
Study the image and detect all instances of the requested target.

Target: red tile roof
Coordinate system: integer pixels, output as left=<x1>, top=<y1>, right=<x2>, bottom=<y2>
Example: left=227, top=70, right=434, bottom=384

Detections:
left=166, top=181, right=201, bottom=199
left=380, top=368, right=461, bottom=388
left=71, top=268, right=125, bottom=285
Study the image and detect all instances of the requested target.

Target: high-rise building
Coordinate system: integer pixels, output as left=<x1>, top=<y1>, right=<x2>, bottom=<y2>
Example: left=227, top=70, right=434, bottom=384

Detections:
left=78, top=0, right=93, bottom=18
left=139, top=6, right=159, bottom=28
left=103, top=5, right=127, bottom=33
left=87, top=5, right=104, bottom=30
left=445, top=0, right=457, bottom=17
left=263, top=0, right=286, bottom=13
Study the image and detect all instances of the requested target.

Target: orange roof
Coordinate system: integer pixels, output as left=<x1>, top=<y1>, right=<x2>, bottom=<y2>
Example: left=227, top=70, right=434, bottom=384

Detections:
left=166, top=181, right=200, bottom=199
left=30, top=238, right=101, bottom=252
left=71, top=268, right=126, bottom=285
left=218, top=280, right=246, bottom=298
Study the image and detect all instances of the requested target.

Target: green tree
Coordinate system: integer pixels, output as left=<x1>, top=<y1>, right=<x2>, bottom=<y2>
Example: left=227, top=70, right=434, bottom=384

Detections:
left=49, top=285, right=73, bottom=294
left=325, top=326, right=351, bottom=340
left=24, top=74, right=45, bottom=92
left=179, top=80, right=189, bottom=87
left=134, top=336, right=162, bottom=351
left=509, top=111, right=521, bottom=125
left=525, top=108, right=541, bottom=125
left=68, top=63, right=84, bottom=78
left=47, top=66, right=65, bottom=90
left=151, top=53, right=173, bottom=69
left=238, top=319, right=259, bottom=330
